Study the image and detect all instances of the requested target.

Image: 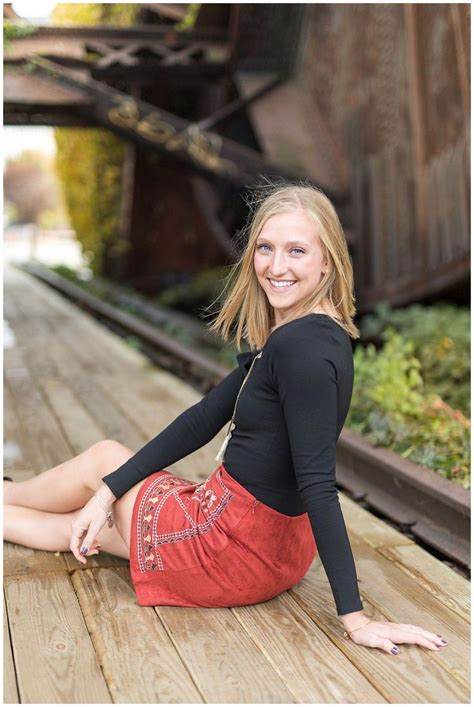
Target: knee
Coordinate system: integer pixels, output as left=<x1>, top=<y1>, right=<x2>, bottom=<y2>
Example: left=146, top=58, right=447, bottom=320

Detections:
left=92, top=439, right=133, bottom=462
left=88, top=440, right=135, bottom=487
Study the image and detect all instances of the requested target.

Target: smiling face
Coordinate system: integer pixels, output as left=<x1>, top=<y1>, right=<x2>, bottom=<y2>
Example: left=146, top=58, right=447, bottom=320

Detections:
left=253, top=209, right=329, bottom=325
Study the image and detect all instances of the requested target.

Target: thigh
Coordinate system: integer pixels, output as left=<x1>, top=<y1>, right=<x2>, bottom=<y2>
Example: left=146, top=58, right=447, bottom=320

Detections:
left=106, top=479, right=147, bottom=557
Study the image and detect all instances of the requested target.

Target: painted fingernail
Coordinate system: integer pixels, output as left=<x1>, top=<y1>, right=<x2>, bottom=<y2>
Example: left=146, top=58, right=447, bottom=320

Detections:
left=441, top=639, right=447, bottom=644
left=391, top=647, right=400, bottom=655
left=80, top=547, right=88, bottom=555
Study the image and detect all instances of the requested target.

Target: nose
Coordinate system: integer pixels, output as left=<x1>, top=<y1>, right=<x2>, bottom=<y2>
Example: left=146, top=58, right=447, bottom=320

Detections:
left=267, top=251, right=291, bottom=278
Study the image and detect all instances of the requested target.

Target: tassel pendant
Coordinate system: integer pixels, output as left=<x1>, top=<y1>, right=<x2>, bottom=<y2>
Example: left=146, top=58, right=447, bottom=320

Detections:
left=215, top=422, right=235, bottom=463
left=215, top=352, right=262, bottom=464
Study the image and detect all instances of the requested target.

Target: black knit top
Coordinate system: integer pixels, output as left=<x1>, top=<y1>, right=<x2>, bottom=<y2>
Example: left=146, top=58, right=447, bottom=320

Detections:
left=102, top=313, right=364, bottom=615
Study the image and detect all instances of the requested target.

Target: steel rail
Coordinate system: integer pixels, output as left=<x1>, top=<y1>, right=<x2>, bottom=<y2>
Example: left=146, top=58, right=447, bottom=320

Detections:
left=18, top=262, right=471, bottom=572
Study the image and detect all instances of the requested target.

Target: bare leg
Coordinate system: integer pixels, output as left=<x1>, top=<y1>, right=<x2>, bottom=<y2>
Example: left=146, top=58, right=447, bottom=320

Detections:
left=3, top=504, right=129, bottom=558
left=3, top=440, right=134, bottom=513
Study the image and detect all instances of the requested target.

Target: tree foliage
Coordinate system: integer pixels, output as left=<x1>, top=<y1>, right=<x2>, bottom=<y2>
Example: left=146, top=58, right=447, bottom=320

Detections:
left=51, top=4, right=140, bottom=274
left=348, top=326, right=470, bottom=489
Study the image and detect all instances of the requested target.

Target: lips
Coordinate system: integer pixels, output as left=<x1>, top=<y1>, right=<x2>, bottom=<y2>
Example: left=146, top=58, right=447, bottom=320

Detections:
left=267, top=278, right=297, bottom=292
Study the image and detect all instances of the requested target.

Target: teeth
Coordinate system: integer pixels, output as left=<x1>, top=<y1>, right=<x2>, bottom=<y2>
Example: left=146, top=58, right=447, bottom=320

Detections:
left=269, top=279, right=296, bottom=288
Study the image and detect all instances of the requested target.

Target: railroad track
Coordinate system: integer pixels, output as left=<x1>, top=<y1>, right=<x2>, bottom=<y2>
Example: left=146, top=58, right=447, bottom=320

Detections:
left=18, top=261, right=471, bottom=578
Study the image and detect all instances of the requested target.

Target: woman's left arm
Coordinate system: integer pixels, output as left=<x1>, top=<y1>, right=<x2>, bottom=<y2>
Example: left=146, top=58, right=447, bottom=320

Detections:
left=272, top=335, right=448, bottom=655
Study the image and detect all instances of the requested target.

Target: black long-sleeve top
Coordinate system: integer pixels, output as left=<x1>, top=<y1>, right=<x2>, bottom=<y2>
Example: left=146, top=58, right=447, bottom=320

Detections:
left=102, top=313, right=364, bottom=615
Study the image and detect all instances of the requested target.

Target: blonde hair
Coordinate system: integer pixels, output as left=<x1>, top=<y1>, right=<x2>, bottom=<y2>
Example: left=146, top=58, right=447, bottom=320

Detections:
left=205, top=181, right=360, bottom=351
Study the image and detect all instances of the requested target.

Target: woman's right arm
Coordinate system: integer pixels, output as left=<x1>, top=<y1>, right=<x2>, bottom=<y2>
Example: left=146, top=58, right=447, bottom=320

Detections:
left=100, top=363, right=246, bottom=500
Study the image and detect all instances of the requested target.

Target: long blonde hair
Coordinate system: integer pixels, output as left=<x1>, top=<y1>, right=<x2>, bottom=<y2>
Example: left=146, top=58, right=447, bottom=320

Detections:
left=205, top=181, right=360, bottom=350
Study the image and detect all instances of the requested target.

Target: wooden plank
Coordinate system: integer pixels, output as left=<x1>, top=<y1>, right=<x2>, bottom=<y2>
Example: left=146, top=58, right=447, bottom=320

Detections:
left=6, top=271, right=111, bottom=453
left=63, top=550, right=129, bottom=572
left=4, top=275, right=76, bottom=471
left=404, top=4, right=427, bottom=272
left=3, top=539, right=128, bottom=576
left=377, top=544, right=470, bottom=622
left=3, top=592, right=19, bottom=704
left=291, top=534, right=469, bottom=698
left=231, top=592, right=385, bottom=703
left=9, top=282, right=146, bottom=452
left=398, top=143, right=414, bottom=279
left=290, top=559, right=469, bottom=704
left=37, top=378, right=105, bottom=453
left=10, top=265, right=223, bottom=481
left=4, top=572, right=112, bottom=703
left=338, top=493, right=415, bottom=549
left=156, top=605, right=296, bottom=703
left=367, top=155, right=385, bottom=288
left=3, top=542, right=67, bottom=577
left=71, top=567, right=203, bottom=703
left=4, top=342, right=73, bottom=472
left=3, top=383, right=35, bottom=474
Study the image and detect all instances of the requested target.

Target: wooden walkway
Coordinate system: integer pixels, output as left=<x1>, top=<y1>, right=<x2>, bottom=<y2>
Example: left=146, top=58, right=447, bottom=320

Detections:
left=3, top=264, right=470, bottom=704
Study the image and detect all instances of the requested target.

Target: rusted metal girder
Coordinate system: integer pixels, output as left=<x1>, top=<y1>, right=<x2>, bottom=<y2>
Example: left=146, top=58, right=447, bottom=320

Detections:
left=5, top=28, right=232, bottom=80
left=7, top=23, right=227, bottom=42
left=26, top=56, right=346, bottom=199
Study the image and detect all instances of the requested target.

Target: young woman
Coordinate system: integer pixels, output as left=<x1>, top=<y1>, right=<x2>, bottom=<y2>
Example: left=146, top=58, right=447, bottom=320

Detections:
left=4, top=183, right=448, bottom=656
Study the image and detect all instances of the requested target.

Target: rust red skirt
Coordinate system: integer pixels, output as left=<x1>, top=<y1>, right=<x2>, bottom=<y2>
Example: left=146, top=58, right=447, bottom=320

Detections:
left=129, top=463, right=317, bottom=608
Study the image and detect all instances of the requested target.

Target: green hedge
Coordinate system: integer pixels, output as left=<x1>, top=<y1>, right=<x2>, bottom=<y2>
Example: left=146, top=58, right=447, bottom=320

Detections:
left=348, top=324, right=470, bottom=489
left=359, top=302, right=470, bottom=418
left=51, top=4, right=140, bottom=275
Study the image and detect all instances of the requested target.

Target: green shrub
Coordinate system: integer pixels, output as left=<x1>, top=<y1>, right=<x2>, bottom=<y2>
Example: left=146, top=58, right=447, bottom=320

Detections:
left=348, top=328, right=470, bottom=489
left=359, top=302, right=470, bottom=417
left=3, top=19, right=38, bottom=51
left=51, top=4, right=140, bottom=275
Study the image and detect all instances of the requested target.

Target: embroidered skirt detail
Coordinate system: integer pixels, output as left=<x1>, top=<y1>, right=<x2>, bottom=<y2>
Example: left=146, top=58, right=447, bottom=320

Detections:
left=129, top=463, right=317, bottom=608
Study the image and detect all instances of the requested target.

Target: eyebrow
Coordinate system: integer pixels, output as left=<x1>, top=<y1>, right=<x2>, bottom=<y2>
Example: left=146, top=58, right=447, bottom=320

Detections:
left=256, top=238, right=310, bottom=247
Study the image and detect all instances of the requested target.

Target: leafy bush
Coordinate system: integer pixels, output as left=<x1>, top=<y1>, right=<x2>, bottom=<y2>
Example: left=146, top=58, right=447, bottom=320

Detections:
left=359, top=302, right=470, bottom=417
left=348, top=328, right=470, bottom=489
left=51, top=4, right=140, bottom=275
left=3, top=19, right=38, bottom=51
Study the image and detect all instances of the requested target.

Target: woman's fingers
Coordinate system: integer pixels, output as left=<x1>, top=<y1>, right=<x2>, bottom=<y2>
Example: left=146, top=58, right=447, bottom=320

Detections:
left=70, top=528, right=87, bottom=564
left=70, top=501, right=107, bottom=564
left=385, top=623, right=448, bottom=648
left=350, top=622, right=449, bottom=655
left=393, top=630, right=441, bottom=650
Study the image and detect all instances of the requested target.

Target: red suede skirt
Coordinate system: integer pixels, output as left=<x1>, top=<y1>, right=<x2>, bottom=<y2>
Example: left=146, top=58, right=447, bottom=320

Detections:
left=129, top=463, right=317, bottom=608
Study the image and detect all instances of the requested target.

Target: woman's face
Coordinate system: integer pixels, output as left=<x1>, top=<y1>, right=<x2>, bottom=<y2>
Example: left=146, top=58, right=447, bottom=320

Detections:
left=253, top=209, right=328, bottom=324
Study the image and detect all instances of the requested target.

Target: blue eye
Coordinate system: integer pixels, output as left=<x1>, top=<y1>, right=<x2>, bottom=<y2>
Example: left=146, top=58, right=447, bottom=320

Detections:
left=256, top=244, right=305, bottom=255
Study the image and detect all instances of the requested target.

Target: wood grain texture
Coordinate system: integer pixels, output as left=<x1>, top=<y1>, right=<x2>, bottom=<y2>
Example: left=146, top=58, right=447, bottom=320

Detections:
left=4, top=571, right=112, bottom=703
left=3, top=383, right=34, bottom=475
left=3, top=542, right=68, bottom=577
left=377, top=544, right=470, bottom=622
left=339, top=492, right=415, bottom=548
left=231, top=592, right=385, bottom=703
left=6, top=264, right=221, bottom=481
left=291, top=541, right=469, bottom=701
left=156, top=604, right=296, bottom=703
left=3, top=592, right=19, bottom=704
left=71, top=567, right=203, bottom=703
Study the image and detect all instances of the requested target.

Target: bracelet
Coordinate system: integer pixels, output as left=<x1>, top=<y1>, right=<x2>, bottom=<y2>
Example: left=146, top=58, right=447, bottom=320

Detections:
left=94, top=493, right=114, bottom=528
left=343, top=618, right=372, bottom=639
